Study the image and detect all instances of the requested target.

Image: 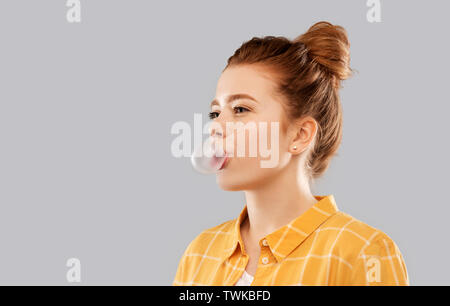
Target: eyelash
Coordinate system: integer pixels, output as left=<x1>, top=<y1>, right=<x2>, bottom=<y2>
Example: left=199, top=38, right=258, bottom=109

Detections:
left=208, top=106, right=250, bottom=119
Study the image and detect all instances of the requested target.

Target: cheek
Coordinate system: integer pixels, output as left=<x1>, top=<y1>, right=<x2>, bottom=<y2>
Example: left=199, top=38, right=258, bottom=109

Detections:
left=221, top=119, right=283, bottom=158
left=215, top=120, right=290, bottom=190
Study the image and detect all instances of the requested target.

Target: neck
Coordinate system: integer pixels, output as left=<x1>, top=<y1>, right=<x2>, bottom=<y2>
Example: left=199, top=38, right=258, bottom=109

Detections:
left=242, top=163, right=318, bottom=241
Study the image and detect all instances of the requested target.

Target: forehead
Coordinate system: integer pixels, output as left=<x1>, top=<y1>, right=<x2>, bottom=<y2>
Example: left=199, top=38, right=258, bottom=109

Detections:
left=215, top=64, right=279, bottom=103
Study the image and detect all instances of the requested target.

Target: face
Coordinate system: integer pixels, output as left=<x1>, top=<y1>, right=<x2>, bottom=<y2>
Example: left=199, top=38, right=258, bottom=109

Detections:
left=209, top=64, right=298, bottom=191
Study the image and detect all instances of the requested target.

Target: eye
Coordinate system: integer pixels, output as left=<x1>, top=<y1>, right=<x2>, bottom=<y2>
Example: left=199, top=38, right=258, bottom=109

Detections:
left=234, top=106, right=250, bottom=114
left=208, top=111, right=219, bottom=120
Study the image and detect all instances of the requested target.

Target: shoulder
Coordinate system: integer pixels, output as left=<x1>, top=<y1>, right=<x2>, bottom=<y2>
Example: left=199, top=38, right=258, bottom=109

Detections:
left=320, top=211, right=404, bottom=262
left=322, top=211, right=409, bottom=285
left=183, top=218, right=236, bottom=257
left=173, top=219, right=235, bottom=285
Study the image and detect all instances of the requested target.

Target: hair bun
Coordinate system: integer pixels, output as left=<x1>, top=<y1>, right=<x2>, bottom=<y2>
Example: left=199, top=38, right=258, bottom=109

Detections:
left=294, top=21, right=352, bottom=86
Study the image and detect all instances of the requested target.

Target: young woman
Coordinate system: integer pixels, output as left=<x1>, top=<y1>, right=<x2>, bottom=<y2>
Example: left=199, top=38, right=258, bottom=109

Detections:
left=173, top=21, right=409, bottom=286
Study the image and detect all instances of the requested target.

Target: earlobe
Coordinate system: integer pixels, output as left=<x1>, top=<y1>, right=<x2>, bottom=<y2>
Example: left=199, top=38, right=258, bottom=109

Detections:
left=291, top=145, right=300, bottom=154
left=291, top=143, right=308, bottom=155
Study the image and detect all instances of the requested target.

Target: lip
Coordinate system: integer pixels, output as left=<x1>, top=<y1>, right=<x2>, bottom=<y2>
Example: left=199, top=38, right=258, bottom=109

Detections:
left=218, top=156, right=229, bottom=170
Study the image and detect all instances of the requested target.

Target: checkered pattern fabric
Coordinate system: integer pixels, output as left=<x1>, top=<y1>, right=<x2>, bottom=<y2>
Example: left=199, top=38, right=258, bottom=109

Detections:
left=173, top=195, right=409, bottom=286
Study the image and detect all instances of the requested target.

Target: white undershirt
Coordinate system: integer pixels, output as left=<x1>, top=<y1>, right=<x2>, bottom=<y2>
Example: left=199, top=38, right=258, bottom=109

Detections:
left=234, top=270, right=254, bottom=286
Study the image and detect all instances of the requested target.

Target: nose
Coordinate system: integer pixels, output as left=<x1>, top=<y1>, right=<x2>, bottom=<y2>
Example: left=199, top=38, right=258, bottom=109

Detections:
left=209, top=120, right=227, bottom=155
left=209, top=120, right=225, bottom=138
left=212, top=129, right=223, bottom=137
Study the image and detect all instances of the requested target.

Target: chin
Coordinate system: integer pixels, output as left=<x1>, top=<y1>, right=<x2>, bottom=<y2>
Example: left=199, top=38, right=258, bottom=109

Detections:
left=215, top=170, right=268, bottom=191
left=215, top=158, right=278, bottom=191
left=215, top=174, right=246, bottom=191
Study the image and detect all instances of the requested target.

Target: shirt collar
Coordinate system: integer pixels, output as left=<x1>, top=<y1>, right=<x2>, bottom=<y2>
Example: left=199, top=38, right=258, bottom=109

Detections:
left=221, top=194, right=339, bottom=263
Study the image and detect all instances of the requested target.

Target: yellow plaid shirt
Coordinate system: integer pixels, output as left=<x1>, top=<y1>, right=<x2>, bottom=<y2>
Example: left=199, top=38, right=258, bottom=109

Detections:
left=173, top=195, right=409, bottom=286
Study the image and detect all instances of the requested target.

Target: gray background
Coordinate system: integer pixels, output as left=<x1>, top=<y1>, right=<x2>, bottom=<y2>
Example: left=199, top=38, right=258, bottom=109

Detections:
left=0, top=0, right=448, bottom=285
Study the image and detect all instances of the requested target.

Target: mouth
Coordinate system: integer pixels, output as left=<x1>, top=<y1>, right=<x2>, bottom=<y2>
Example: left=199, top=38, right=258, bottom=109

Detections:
left=218, top=156, right=229, bottom=170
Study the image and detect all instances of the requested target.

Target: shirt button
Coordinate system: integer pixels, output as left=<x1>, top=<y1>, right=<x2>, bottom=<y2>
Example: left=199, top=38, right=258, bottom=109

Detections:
left=262, top=239, right=268, bottom=247
left=261, top=256, right=269, bottom=265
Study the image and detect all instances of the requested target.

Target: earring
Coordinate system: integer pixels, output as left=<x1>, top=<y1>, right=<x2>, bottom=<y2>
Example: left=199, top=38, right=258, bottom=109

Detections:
left=293, top=145, right=297, bottom=150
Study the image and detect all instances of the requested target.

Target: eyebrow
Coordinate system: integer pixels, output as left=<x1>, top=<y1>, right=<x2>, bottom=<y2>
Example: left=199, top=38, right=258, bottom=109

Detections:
left=210, top=93, right=258, bottom=108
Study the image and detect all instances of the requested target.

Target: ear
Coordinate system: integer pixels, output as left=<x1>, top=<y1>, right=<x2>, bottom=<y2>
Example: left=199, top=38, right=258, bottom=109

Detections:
left=289, top=116, right=317, bottom=155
